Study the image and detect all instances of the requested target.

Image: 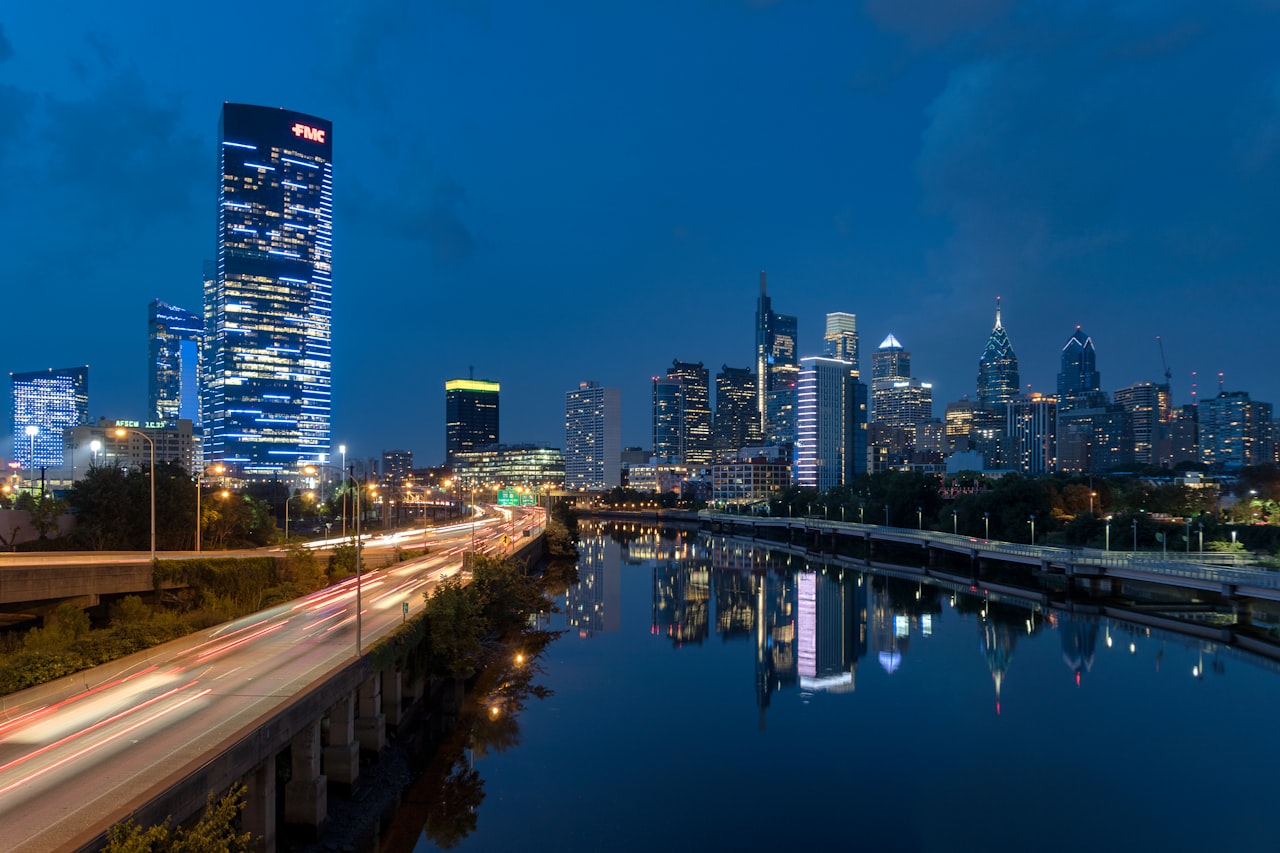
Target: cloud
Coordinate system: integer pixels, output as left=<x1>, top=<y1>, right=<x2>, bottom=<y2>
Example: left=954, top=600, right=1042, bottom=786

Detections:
left=348, top=168, right=479, bottom=265
left=863, top=0, right=1017, bottom=49
left=0, top=24, right=14, bottom=62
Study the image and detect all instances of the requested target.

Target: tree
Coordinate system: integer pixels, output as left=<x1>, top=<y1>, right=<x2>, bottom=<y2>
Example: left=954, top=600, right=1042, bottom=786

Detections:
left=103, top=783, right=253, bottom=852
left=425, top=579, right=484, bottom=678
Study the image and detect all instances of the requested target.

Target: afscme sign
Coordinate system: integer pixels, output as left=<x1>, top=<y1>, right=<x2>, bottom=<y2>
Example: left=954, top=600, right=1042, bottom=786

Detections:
left=291, top=123, right=326, bottom=143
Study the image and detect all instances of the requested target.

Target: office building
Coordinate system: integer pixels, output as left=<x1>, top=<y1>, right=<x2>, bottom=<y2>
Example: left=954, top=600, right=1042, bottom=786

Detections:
left=652, top=376, right=684, bottom=463
left=1198, top=391, right=1274, bottom=469
left=449, top=444, right=565, bottom=490
left=565, top=381, right=621, bottom=490
left=976, top=297, right=1019, bottom=411
left=382, top=449, right=413, bottom=490
left=823, top=312, right=859, bottom=377
left=67, top=418, right=197, bottom=476
left=1057, top=327, right=1106, bottom=412
left=754, top=271, right=799, bottom=445
left=445, top=378, right=500, bottom=465
left=1113, top=381, right=1171, bottom=466
left=713, top=365, right=761, bottom=458
left=870, top=335, right=932, bottom=468
left=148, top=299, right=203, bottom=426
left=203, top=103, right=333, bottom=479
left=795, top=357, right=867, bottom=490
left=1007, top=395, right=1057, bottom=475
left=11, top=366, right=89, bottom=470
left=1057, top=406, right=1134, bottom=473
left=667, top=360, right=711, bottom=465
left=711, top=449, right=792, bottom=505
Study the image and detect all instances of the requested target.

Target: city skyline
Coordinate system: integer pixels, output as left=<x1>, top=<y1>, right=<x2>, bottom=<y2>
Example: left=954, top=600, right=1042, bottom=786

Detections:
left=2, top=3, right=1279, bottom=464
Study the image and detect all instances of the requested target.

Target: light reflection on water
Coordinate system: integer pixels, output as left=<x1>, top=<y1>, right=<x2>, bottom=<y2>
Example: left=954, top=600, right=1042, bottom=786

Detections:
left=416, top=520, right=1280, bottom=852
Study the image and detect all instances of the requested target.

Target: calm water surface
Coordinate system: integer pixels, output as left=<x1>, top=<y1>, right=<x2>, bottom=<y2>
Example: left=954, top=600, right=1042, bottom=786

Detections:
left=410, top=520, right=1280, bottom=852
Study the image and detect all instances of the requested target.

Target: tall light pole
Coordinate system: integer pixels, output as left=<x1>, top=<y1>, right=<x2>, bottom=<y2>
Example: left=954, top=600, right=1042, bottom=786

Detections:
left=1132, top=518, right=1138, bottom=553
left=305, top=462, right=363, bottom=656
left=114, top=427, right=155, bottom=562
left=983, top=511, right=989, bottom=540
left=1105, top=517, right=1111, bottom=552
left=194, top=463, right=224, bottom=553
left=23, top=425, right=38, bottom=495
left=339, top=444, right=347, bottom=538
left=1029, top=513, right=1036, bottom=546
left=89, top=439, right=101, bottom=467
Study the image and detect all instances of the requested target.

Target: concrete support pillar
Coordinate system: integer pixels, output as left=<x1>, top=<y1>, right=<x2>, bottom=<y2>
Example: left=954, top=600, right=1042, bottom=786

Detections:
left=865, top=536, right=874, bottom=565
left=323, top=693, right=360, bottom=786
left=243, top=756, right=276, bottom=853
left=1233, top=599, right=1253, bottom=627
left=355, top=675, right=386, bottom=753
left=382, top=669, right=405, bottom=727
left=284, top=720, right=327, bottom=831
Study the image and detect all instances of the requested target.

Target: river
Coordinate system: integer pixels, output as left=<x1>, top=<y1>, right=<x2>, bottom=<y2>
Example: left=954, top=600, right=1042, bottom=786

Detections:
left=391, top=518, right=1280, bottom=852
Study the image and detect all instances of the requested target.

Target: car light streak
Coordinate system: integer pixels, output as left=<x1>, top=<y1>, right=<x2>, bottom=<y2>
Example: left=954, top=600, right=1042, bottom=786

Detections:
left=0, top=687, right=212, bottom=809
left=193, top=621, right=290, bottom=664
left=0, top=666, right=160, bottom=739
left=0, top=681, right=203, bottom=780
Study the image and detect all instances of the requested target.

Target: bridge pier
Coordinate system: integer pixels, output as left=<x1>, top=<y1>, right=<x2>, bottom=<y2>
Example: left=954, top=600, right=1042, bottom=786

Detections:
left=355, top=675, right=386, bottom=754
left=1233, top=599, right=1253, bottom=627
left=243, top=756, right=277, bottom=853
left=323, top=694, right=360, bottom=786
left=382, top=669, right=405, bottom=728
left=284, top=720, right=327, bottom=832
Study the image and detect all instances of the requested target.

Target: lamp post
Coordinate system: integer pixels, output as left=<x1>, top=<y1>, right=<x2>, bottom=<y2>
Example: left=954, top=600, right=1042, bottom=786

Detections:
left=884, top=504, right=890, bottom=526
left=23, top=425, right=38, bottom=495
left=1029, top=513, right=1036, bottom=546
left=952, top=509, right=958, bottom=535
left=195, top=463, right=225, bottom=553
left=339, top=444, right=348, bottom=538
left=114, top=427, right=155, bottom=562
left=1105, top=517, right=1111, bottom=552
left=1185, top=518, right=1191, bottom=554
left=1132, top=518, right=1138, bottom=553
left=90, top=439, right=101, bottom=467
left=285, top=491, right=314, bottom=541
left=917, top=507, right=922, bottom=530
left=1198, top=522, right=1204, bottom=555
left=305, top=463, right=363, bottom=655
left=983, top=511, right=989, bottom=540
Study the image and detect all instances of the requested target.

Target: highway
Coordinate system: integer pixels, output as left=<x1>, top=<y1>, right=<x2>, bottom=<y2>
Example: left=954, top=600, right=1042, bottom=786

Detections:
left=0, top=505, right=544, bottom=852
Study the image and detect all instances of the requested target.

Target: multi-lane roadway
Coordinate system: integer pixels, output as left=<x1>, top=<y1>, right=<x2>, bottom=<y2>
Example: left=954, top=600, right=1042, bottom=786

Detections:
left=0, top=505, right=544, bottom=852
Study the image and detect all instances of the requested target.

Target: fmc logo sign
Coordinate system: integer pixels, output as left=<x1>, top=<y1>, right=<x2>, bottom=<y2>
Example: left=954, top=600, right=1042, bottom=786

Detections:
left=291, top=123, right=326, bottom=144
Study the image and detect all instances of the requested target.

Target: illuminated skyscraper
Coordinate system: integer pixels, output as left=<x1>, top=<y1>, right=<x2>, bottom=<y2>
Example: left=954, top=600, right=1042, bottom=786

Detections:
left=823, top=312, right=859, bottom=378
left=10, top=366, right=89, bottom=469
left=148, top=299, right=203, bottom=425
left=566, top=381, right=621, bottom=490
left=976, top=297, right=1019, bottom=411
left=1198, top=390, right=1274, bottom=469
left=1057, top=326, right=1106, bottom=411
left=754, top=271, right=799, bottom=445
left=794, top=357, right=866, bottom=490
left=204, top=103, right=332, bottom=479
left=445, top=378, right=500, bottom=465
left=713, top=365, right=761, bottom=457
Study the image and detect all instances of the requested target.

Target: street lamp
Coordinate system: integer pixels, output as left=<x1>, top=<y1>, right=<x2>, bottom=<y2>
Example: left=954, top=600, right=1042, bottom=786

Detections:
left=114, top=427, right=155, bottom=562
left=917, top=507, right=922, bottom=530
left=23, top=425, right=37, bottom=495
left=884, top=504, right=890, bottom=526
left=1029, top=513, right=1036, bottom=545
left=1105, top=516, right=1111, bottom=552
left=195, top=463, right=225, bottom=553
left=1132, top=518, right=1138, bottom=553
left=285, top=491, right=315, bottom=541
left=305, top=462, right=364, bottom=656
left=983, top=511, right=990, bottom=540
left=89, top=439, right=102, bottom=467
left=1198, top=522, right=1204, bottom=555
left=952, top=509, right=958, bottom=535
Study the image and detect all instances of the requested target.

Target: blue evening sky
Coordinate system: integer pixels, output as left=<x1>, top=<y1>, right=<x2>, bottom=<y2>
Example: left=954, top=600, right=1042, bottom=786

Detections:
left=2, top=1, right=1278, bottom=465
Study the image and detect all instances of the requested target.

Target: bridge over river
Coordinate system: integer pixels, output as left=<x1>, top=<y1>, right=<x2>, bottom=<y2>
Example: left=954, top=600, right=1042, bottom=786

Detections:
left=699, top=511, right=1280, bottom=605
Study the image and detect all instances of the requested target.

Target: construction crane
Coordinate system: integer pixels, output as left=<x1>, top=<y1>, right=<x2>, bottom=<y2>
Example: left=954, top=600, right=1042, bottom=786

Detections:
left=1156, top=336, right=1172, bottom=385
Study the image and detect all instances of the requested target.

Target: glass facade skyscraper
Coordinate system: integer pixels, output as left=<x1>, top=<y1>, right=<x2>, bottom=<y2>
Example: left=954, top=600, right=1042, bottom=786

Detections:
left=10, top=366, right=89, bottom=469
left=565, top=381, right=621, bottom=490
left=204, top=103, right=333, bottom=479
left=754, top=271, right=799, bottom=446
left=1057, top=326, right=1105, bottom=411
left=148, top=299, right=203, bottom=426
left=795, top=357, right=866, bottom=490
left=976, top=298, right=1019, bottom=411
left=713, top=365, right=761, bottom=457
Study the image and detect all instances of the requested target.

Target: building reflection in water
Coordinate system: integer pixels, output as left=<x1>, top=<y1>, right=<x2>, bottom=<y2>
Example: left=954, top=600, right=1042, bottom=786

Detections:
left=573, top=525, right=1241, bottom=726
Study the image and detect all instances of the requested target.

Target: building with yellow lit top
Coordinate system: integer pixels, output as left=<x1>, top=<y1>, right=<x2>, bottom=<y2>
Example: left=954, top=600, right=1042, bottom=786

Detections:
left=446, top=378, right=500, bottom=466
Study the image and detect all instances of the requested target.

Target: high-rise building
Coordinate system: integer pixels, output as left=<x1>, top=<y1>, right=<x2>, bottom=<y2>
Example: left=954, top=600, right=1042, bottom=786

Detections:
left=823, top=313, right=859, bottom=378
left=203, top=103, right=333, bottom=479
left=713, top=365, right=761, bottom=458
left=1057, top=406, right=1134, bottom=473
left=1057, top=326, right=1106, bottom=412
left=976, top=297, right=1019, bottom=411
left=1198, top=391, right=1274, bottom=469
left=754, top=271, right=799, bottom=445
left=148, top=299, right=203, bottom=426
left=666, top=360, right=711, bottom=465
left=651, top=376, right=684, bottom=462
left=1113, top=381, right=1171, bottom=466
left=445, top=378, right=500, bottom=466
left=794, top=357, right=866, bottom=490
left=382, top=449, right=413, bottom=490
left=565, top=381, right=621, bottom=490
left=1007, top=394, right=1057, bottom=475
left=11, top=366, right=89, bottom=470
left=871, top=333, right=910, bottom=384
